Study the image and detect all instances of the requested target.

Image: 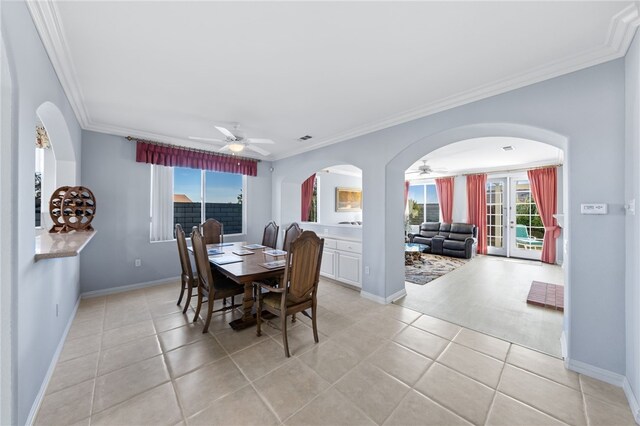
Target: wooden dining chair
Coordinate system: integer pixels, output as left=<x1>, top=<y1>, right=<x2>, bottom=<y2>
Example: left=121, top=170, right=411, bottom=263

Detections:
left=175, top=224, right=199, bottom=313
left=191, top=227, right=244, bottom=333
left=201, top=218, right=224, bottom=245
left=256, top=231, right=324, bottom=357
left=262, top=221, right=279, bottom=248
left=282, top=222, right=302, bottom=252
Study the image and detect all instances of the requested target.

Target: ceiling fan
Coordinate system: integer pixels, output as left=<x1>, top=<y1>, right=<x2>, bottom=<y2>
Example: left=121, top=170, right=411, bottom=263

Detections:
left=406, top=160, right=446, bottom=176
left=189, top=123, right=275, bottom=156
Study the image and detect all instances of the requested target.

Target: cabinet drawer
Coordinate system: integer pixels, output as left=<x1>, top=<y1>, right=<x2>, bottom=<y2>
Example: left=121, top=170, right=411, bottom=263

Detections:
left=336, top=240, right=361, bottom=253
left=324, top=238, right=337, bottom=249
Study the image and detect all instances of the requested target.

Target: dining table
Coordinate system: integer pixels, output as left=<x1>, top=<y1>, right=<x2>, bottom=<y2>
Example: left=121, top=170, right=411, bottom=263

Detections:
left=190, top=241, right=287, bottom=331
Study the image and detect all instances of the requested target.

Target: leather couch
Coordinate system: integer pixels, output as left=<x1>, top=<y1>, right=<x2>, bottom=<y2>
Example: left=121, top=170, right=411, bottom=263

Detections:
left=408, top=222, right=477, bottom=259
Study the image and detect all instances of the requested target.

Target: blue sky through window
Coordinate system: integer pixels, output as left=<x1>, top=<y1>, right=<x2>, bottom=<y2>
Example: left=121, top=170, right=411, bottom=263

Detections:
left=173, top=167, right=242, bottom=203
left=409, top=184, right=438, bottom=203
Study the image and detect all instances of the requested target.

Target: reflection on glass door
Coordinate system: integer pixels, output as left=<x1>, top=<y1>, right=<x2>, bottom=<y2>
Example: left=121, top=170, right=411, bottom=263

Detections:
left=486, top=178, right=507, bottom=256
left=510, top=179, right=543, bottom=260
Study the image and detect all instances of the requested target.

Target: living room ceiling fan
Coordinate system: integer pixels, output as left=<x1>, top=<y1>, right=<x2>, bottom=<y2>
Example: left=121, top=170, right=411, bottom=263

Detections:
left=189, top=123, right=275, bottom=156
left=406, top=160, right=446, bottom=176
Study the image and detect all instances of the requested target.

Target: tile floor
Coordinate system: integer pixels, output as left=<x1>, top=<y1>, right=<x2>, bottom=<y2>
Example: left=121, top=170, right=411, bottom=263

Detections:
left=35, top=279, right=636, bottom=426
left=397, top=255, right=565, bottom=357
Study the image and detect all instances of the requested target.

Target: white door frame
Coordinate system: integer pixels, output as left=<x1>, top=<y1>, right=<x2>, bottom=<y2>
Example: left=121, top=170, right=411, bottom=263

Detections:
left=0, top=33, right=16, bottom=426
left=486, top=177, right=508, bottom=257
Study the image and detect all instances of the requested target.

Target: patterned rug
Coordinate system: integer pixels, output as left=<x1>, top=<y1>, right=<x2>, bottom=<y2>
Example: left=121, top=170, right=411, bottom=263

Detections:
left=405, top=254, right=469, bottom=285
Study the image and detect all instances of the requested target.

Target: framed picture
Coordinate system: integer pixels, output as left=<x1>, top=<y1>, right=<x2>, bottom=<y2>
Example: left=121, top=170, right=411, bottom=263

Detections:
left=335, top=187, right=362, bottom=212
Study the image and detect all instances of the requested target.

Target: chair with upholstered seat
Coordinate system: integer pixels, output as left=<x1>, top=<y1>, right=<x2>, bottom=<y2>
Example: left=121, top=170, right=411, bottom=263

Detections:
left=175, top=224, right=198, bottom=313
left=255, top=231, right=324, bottom=357
left=191, top=228, right=243, bottom=333
left=262, top=221, right=279, bottom=248
left=201, top=218, right=224, bottom=245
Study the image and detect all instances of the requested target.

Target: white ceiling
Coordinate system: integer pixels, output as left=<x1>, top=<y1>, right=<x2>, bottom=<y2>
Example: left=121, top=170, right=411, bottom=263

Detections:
left=405, top=137, right=564, bottom=179
left=29, top=1, right=638, bottom=160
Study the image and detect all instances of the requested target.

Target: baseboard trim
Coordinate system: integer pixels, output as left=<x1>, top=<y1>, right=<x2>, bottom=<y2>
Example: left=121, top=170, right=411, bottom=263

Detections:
left=361, top=288, right=407, bottom=304
left=25, top=296, right=81, bottom=426
left=81, top=276, right=179, bottom=298
left=622, top=378, right=640, bottom=424
left=566, top=358, right=625, bottom=387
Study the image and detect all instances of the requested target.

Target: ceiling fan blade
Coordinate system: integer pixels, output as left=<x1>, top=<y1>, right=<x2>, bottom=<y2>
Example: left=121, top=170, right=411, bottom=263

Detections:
left=245, top=144, right=270, bottom=156
left=188, top=136, right=226, bottom=144
left=218, top=145, right=231, bottom=152
left=215, top=126, right=237, bottom=140
left=245, top=138, right=275, bottom=145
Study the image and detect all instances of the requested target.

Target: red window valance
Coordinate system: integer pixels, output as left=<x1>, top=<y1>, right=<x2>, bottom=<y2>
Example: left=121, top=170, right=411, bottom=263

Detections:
left=135, top=141, right=258, bottom=176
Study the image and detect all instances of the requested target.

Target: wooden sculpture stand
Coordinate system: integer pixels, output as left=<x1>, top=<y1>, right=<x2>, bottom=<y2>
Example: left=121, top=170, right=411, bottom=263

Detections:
left=49, top=186, right=97, bottom=233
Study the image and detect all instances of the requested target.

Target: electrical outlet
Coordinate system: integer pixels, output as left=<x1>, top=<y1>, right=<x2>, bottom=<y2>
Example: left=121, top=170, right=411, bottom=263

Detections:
left=135, top=259, right=142, bottom=267
left=365, top=266, right=370, bottom=275
left=323, top=228, right=329, bottom=235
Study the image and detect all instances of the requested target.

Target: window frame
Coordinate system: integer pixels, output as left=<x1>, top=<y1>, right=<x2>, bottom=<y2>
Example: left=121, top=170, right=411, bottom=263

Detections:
left=407, top=181, right=440, bottom=224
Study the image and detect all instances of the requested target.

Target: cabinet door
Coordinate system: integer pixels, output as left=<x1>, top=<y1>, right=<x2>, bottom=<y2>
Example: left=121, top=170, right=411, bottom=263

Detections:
left=320, top=250, right=336, bottom=278
left=336, top=252, right=361, bottom=287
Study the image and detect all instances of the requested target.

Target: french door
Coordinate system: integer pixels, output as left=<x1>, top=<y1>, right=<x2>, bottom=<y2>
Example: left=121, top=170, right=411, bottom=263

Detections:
left=486, top=175, right=543, bottom=261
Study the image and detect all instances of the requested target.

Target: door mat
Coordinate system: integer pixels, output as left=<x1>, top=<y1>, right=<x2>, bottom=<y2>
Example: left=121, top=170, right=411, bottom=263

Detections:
left=527, top=281, right=564, bottom=312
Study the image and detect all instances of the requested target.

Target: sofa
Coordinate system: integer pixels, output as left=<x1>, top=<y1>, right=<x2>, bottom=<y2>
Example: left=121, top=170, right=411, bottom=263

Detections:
left=408, top=222, right=477, bottom=259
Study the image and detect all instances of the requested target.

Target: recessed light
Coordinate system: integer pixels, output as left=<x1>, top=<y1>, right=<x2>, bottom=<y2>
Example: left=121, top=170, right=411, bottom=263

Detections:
left=298, top=135, right=313, bottom=141
left=502, top=146, right=514, bottom=151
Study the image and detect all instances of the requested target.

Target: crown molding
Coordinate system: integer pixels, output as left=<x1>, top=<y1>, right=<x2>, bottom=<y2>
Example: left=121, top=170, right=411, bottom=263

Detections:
left=26, top=0, right=91, bottom=127
left=28, top=1, right=640, bottom=162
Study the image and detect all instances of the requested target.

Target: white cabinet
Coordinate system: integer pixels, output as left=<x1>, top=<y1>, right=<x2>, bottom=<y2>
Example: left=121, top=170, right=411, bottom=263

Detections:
left=320, top=236, right=362, bottom=288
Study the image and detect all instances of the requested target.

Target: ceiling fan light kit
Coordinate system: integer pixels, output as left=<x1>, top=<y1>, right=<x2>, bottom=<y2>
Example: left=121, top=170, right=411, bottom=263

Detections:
left=189, top=123, right=275, bottom=157
left=228, top=143, right=245, bottom=153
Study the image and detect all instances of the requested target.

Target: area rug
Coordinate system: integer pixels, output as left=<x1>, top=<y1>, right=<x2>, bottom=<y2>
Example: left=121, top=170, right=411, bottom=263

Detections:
left=405, top=254, right=469, bottom=285
left=527, top=281, right=564, bottom=312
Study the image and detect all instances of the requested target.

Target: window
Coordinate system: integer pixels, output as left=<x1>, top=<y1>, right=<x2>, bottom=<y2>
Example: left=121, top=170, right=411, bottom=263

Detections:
left=35, top=148, right=43, bottom=227
left=486, top=180, right=505, bottom=248
left=514, top=179, right=544, bottom=246
left=173, top=167, right=244, bottom=236
left=408, top=183, right=439, bottom=225
left=308, top=177, right=318, bottom=222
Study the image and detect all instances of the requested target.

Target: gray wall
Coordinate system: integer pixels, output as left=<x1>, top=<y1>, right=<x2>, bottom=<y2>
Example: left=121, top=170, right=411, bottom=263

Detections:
left=317, top=172, right=362, bottom=224
left=2, top=2, right=83, bottom=424
left=625, top=30, right=640, bottom=417
left=80, top=131, right=273, bottom=294
left=273, top=60, right=626, bottom=376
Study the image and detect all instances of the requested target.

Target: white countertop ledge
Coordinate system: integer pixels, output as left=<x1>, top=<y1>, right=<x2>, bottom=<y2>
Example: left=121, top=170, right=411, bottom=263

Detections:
left=35, top=229, right=96, bottom=261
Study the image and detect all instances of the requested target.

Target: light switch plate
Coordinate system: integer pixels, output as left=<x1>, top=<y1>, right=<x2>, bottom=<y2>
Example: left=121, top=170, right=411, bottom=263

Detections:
left=580, top=203, right=608, bottom=215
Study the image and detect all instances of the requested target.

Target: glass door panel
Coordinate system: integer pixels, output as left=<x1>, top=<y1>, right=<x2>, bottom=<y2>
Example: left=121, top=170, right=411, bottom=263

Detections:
left=510, top=178, right=543, bottom=260
left=486, top=178, right=507, bottom=256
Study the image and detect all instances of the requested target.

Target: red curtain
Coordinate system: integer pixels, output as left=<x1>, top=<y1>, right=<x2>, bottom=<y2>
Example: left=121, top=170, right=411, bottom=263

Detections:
left=404, top=181, right=410, bottom=210
left=301, top=174, right=316, bottom=221
left=527, top=167, right=560, bottom=264
left=467, top=174, right=487, bottom=254
left=135, top=141, right=258, bottom=176
left=435, top=177, right=454, bottom=223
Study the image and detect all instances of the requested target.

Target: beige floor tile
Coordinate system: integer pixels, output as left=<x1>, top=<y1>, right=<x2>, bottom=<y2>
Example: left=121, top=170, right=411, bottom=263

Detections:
left=164, top=338, right=227, bottom=378
left=98, top=335, right=162, bottom=375
left=299, top=340, right=362, bottom=384
left=285, top=387, right=376, bottom=426
left=350, top=317, right=407, bottom=340
left=367, top=342, right=432, bottom=386
left=271, top=323, right=323, bottom=356
left=453, top=328, right=510, bottom=360
left=74, top=306, right=105, bottom=323
left=188, top=385, right=279, bottom=426
left=35, top=380, right=94, bottom=426
left=150, top=299, right=185, bottom=318
left=214, top=326, right=270, bottom=354
left=59, top=334, right=101, bottom=362
left=101, top=320, right=156, bottom=349
left=175, top=356, right=248, bottom=416
left=154, top=311, right=195, bottom=333
left=580, top=374, right=630, bottom=409
left=415, top=363, right=495, bottom=425
left=145, top=283, right=180, bottom=302
left=332, top=326, right=386, bottom=358
left=392, top=326, right=449, bottom=359
left=253, top=358, right=330, bottom=421
left=66, top=317, right=104, bottom=341
left=411, top=315, right=461, bottom=340
left=103, top=309, right=152, bottom=331
left=93, top=355, right=170, bottom=413
left=486, top=393, right=566, bottom=426
left=259, top=316, right=303, bottom=337
left=79, top=296, right=106, bottom=309
left=231, top=338, right=292, bottom=381
left=91, top=382, right=182, bottom=426
left=313, top=309, right=356, bottom=337
left=380, top=304, right=421, bottom=324
left=507, top=345, right=579, bottom=390
left=68, top=417, right=91, bottom=426
left=498, top=365, right=585, bottom=425
left=47, top=351, right=98, bottom=394
left=158, top=323, right=207, bottom=352
left=437, top=342, right=504, bottom=388
left=202, top=308, right=245, bottom=334
left=584, top=394, right=637, bottom=426
left=335, top=362, right=410, bottom=424
left=382, top=390, right=472, bottom=426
